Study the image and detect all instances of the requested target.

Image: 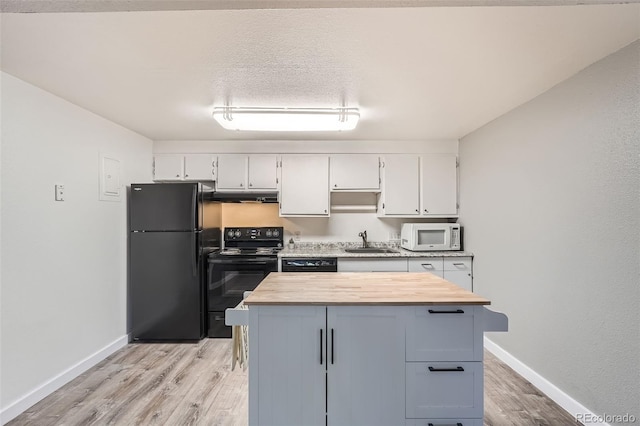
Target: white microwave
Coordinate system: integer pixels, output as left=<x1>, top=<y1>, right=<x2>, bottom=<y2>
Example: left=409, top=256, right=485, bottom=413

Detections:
left=400, top=223, right=461, bottom=251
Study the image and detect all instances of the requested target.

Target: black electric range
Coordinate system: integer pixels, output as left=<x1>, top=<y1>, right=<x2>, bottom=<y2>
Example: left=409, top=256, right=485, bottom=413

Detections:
left=207, top=227, right=283, bottom=337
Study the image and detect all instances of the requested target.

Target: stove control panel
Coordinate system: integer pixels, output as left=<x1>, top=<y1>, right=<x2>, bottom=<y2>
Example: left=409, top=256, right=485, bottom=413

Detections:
left=224, top=227, right=283, bottom=241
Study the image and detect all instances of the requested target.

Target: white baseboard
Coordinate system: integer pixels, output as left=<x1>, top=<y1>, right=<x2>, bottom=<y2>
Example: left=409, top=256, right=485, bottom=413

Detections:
left=484, top=337, right=609, bottom=426
left=0, top=335, right=128, bottom=425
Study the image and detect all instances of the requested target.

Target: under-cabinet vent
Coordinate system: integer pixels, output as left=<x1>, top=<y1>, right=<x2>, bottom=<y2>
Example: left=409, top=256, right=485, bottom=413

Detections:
left=330, top=192, right=378, bottom=213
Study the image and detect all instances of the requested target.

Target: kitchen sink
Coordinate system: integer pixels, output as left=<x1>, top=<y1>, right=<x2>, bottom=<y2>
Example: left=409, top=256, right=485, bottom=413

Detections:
left=343, top=247, right=399, bottom=254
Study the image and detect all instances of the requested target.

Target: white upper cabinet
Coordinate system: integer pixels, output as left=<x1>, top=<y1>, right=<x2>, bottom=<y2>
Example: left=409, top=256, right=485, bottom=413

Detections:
left=280, top=155, right=330, bottom=216
left=216, top=154, right=248, bottom=190
left=329, top=154, right=380, bottom=191
left=153, top=154, right=184, bottom=181
left=184, top=154, right=216, bottom=181
left=153, top=154, right=215, bottom=181
left=421, top=154, right=458, bottom=216
left=248, top=154, right=278, bottom=190
left=379, top=154, right=420, bottom=216
left=217, top=154, right=278, bottom=191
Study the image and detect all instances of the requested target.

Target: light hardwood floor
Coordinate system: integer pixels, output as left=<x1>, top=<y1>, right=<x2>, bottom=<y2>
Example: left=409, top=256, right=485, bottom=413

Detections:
left=7, top=339, right=578, bottom=426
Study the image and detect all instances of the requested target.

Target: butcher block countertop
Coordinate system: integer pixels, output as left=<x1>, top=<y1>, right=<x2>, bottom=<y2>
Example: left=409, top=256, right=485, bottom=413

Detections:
left=243, top=272, right=490, bottom=306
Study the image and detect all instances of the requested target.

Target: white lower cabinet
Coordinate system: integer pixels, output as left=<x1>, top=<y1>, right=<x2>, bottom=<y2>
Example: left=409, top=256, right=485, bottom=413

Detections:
left=443, top=258, right=472, bottom=291
left=408, top=257, right=473, bottom=291
left=249, top=304, right=486, bottom=426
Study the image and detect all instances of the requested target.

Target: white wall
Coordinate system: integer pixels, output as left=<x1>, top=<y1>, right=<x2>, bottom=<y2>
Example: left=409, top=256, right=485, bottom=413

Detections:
left=155, top=140, right=459, bottom=243
left=459, top=41, right=639, bottom=422
left=0, top=73, right=153, bottom=423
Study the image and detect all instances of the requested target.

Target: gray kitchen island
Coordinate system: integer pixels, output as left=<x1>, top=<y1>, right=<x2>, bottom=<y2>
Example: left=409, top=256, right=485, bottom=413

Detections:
left=228, top=271, right=508, bottom=426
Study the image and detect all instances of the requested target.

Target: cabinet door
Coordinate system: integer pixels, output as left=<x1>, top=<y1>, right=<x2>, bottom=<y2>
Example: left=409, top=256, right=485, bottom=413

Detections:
left=183, top=154, right=216, bottom=181
left=153, top=154, right=183, bottom=181
left=217, top=154, right=248, bottom=190
left=442, top=258, right=473, bottom=291
left=381, top=155, right=420, bottom=215
left=421, top=155, right=458, bottom=216
left=249, top=306, right=326, bottom=426
left=327, top=306, right=406, bottom=426
left=280, top=155, right=330, bottom=216
left=248, top=154, right=278, bottom=190
left=330, top=154, right=380, bottom=190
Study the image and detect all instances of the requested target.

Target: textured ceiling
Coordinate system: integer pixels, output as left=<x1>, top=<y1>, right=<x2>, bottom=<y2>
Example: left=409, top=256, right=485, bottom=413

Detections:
left=1, top=4, right=639, bottom=140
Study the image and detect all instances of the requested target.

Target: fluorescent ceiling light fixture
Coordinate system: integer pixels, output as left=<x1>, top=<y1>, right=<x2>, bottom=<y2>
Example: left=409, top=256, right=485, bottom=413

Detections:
left=212, top=107, right=360, bottom=131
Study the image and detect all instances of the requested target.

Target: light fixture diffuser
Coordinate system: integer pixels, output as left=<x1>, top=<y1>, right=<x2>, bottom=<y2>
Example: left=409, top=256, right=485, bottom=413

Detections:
left=212, top=106, right=360, bottom=131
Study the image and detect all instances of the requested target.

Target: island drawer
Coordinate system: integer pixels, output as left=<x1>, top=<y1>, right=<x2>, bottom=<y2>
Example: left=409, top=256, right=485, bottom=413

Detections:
left=405, top=418, right=482, bottom=426
left=406, top=305, right=482, bottom=361
left=406, top=361, right=483, bottom=419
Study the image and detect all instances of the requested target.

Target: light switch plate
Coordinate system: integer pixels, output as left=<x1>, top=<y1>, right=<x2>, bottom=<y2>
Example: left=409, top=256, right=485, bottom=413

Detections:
left=55, top=184, right=65, bottom=201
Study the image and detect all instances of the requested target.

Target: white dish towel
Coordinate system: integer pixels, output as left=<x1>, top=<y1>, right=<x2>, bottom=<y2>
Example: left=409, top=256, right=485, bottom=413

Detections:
left=231, top=302, right=249, bottom=371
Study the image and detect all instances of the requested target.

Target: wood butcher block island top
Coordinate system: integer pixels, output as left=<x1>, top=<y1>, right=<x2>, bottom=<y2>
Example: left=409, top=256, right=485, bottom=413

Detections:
left=243, top=272, right=491, bottom=305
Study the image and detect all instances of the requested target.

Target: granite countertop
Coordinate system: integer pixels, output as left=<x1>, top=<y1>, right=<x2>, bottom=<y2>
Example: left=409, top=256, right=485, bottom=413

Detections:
left=278, top=242, right=473, bottom=258
left=244, top=272, right=489, bottom=305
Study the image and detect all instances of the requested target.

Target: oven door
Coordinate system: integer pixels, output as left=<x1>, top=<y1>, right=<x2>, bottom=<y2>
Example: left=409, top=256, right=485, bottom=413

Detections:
left=207, top=256, right=277, bottom=337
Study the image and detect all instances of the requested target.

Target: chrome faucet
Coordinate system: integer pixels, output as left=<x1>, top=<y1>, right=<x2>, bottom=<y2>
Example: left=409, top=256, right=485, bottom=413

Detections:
left=358, top=230, right=368, bottom=248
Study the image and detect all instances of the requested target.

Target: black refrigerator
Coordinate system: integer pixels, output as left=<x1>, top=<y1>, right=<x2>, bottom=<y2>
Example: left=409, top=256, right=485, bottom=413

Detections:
left=129, top=183, right=221, bottom=341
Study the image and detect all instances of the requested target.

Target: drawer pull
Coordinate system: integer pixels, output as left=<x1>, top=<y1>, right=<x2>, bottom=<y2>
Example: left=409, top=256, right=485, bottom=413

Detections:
left=428, top=423, right=463, bottom=426
left=421, top=264, right=434, bottom=269
left=428, top=366, right=464, bottom=372
left=453, top=262, right=465, bottom=266
left=428, top=309, right=464, bottom=314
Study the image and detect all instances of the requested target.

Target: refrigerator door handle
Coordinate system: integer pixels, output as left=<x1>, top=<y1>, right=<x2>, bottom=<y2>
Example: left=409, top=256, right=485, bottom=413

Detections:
left=191, top=231, right=198, bottom=277
left=191, top=185, right=198, bottom=231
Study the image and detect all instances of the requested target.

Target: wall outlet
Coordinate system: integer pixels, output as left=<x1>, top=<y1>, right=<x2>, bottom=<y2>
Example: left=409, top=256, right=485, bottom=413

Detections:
left=55, top=184, right=65, bottom=201
left=388, top=231, right=400, bottom=242
left=294, top=231, right=301, bottom=241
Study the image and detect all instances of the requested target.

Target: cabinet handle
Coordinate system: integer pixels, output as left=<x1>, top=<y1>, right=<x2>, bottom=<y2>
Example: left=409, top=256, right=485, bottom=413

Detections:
left=415, top=209, right=419, bottom=213
left=324, top=209, right=327, bottom=213
left=428, top=423, right=463, bottom=426
left=320, top=329, right=323, bottom=365
left=176, top=174, right=180, bottom=178
left=421, top=263, right=434, bottom=269
left=334, top=184, right=337, bottom=187
left=428, top=309, right=464, bottom=314
left=453, top=262, right=465, bottom=266
left=424, top=209, right=428, bottom=213
left=185, top=174, right=189, bottom=177
left=428, top=366, right=464, bottom=372
left=249, top=183, right=253, bottom=187
left=240, top=183, right=243, bottom=187
left=331, top=328, right=335, bottom=364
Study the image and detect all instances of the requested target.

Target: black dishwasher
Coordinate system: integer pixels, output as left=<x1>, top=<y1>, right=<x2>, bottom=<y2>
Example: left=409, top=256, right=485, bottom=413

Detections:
left=281, top=258, right=338, bottom=272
